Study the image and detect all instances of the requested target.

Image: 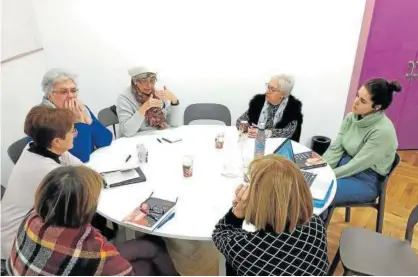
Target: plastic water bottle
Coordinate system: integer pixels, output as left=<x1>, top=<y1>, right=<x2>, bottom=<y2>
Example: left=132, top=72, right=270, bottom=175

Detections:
left=136, top=144, right=148, bottom=163
left=254, top=123, right=266, bottom=158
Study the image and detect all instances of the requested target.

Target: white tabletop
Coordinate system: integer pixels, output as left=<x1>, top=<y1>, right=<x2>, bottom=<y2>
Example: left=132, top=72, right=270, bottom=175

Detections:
left=88, top=125, right=336, bottom=241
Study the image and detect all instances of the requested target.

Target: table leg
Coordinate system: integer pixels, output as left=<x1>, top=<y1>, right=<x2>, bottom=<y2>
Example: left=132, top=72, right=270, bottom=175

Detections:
left=113, top=225, right=127, bottom=245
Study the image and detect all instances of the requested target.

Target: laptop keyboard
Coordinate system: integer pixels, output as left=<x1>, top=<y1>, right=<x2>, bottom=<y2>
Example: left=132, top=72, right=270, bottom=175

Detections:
left=302, top=171, right=317, bottom=187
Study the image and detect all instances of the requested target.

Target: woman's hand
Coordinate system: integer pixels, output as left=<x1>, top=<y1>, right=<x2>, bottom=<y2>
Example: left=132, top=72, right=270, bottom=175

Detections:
left=155, top=86, right=178, bottom=104
left=138, top=94, right=163, bottom=116
left=74, top=99, right=92, bottom=125
left=65, top=99, right=85, bottom=123
left=232, top=184, right=250, bottom=219
left=248, top=127, right=258, bottom=138
left=305, top=157, right=324, bottom=166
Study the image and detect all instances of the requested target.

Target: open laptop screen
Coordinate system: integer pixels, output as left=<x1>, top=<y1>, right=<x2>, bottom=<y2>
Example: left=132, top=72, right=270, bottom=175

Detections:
left=273, top=139, right=295, bottom=162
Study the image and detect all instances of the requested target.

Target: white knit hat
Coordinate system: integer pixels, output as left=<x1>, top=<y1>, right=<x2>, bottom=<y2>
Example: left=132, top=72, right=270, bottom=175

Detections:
left=128, top=66, right=157, bottom=78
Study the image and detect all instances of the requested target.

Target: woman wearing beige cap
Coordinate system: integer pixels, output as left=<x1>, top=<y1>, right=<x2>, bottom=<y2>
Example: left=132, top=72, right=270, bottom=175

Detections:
left=116, top=67, right=180, bottom=137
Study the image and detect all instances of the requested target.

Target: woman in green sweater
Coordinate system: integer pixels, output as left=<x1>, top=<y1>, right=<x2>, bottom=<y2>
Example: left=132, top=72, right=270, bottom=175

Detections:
left=323, top=78, right=401, bottom=206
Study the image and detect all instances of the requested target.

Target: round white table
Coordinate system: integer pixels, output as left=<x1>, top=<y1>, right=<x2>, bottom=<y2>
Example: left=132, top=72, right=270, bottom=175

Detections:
left=87, top=125, right=337, bottom=274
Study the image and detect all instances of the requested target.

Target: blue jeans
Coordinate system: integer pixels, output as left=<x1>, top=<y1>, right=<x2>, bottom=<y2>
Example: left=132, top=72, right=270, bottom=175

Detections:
left=331, top=154, right=381, bottom=205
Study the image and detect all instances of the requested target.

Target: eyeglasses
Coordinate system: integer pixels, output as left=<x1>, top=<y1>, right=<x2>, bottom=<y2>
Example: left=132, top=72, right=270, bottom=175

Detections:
left=139, top=204, right=169, bottom=222
left=140, top=204, right=168, bottom=216
left=53, top=88, right=79, bottom=95
left=265, top=83, right=280, bottom=93
left=135, top=78, right=157, bottom=85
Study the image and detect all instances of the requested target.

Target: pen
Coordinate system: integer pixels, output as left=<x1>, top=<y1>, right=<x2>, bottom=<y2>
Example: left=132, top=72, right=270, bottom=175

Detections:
left=125, top=155, right=132, bottom=162
left=157, top=138, right=162, bottom=143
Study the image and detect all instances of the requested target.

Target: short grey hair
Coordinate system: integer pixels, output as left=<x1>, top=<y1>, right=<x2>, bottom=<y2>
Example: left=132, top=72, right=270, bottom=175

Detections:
left=270, top=74, right=295, bottom=95
left=41, top=68, right=77, bottom=95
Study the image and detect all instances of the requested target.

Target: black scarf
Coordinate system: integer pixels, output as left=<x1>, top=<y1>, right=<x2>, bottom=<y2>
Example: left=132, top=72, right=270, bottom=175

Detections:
left=27, top=142, right=61, bottom=164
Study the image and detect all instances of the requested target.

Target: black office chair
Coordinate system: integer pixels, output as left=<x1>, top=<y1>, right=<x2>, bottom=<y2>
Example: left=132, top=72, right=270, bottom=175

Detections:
left=325, top=153, right=400, bottom=233
left=98, top=105, right=119, bottom=137
left=184, top=103, right=232, bottom=126
left=7, top=137, right=29, bottom=164
left=328, top=204, right=418, bottom=275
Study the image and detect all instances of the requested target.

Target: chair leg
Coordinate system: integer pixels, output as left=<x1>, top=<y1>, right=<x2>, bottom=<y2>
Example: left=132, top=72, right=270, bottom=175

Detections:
left=376, top=207, right=384, bottom=233
left=112, top=125, right=117, bottom=138
left=323, top=206, right=335, bottom=228
left=328, top=247, right=341, bottom=276
left=345, top=207, right=351, bottom=223
left=376, top=195, right=386, bottom=233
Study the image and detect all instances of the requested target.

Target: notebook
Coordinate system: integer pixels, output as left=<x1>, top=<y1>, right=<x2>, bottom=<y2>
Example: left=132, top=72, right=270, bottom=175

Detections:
left=122, top=192, right=177, bottom=232
left=313, top=180, right=334, bottom=208
left=101, top=167, right=146, bottom=189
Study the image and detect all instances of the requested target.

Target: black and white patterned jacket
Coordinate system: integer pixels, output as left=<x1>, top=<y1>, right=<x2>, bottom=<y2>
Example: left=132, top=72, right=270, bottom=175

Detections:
left=236, top=94, right=303, bottom=142
left=212, top=209, right=329, bottom=276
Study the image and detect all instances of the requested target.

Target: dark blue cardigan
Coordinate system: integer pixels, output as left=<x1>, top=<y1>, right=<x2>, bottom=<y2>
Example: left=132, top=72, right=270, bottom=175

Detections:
left=27, top=108, right=112, bottom=162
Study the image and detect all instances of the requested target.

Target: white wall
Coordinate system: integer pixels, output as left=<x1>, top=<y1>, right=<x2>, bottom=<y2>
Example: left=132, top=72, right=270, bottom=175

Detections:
left=1, top=0, right=42, bottom=61
left=1, top=52, right=47, bottom=186
left=1, top=0, right=366, bottom=185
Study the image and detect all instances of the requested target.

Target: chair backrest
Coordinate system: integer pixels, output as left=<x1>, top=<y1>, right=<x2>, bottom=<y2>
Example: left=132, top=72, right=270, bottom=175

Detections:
left=98, top=105, right=119, bottom=127
left=98, top=105, right=119, bottom=136
left=405, top=204, right=418, bottom=243
left=389, top=153, right=401, bottom=175
left=184, top=103, right=232, bottom=126
left=7, top=137, right=29, bottom=164
left=379, top=153, right=401, bottom=192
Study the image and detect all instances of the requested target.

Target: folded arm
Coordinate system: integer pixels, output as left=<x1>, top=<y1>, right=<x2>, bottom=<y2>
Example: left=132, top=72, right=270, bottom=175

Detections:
left=323, top=116, right=349, bottom=169
left=212, top=209, right=259, bottom=274
left=269, top=120, right=298, bottom=138
left=70, top=123, right=93, bottom=162
left=117, top=96, right=146, bottom=137
left=236, top=110, right=250, bottom=129
left=333, top=130, right=391, bottom=178
left=88, top=110, right=113, bottom=148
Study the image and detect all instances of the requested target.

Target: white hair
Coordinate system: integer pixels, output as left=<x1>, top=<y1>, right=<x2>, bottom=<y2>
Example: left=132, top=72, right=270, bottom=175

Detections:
left=41, top=68, right=77, bottom=95
left=271, top=74, right=295, bottom=95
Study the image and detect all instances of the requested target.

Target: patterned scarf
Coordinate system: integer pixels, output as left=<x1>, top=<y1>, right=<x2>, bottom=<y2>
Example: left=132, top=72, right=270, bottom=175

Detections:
left=131, top=79, right=167, bottom=129
left=258, top=96, right=289, bottom=126
left=40, top=96, right=91, bottom=121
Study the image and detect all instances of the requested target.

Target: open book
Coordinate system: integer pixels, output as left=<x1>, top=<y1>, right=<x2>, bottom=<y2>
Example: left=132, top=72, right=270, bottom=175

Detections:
left=294, top=151, right=327, bottom=170
left=122, top=192, right=178, bottom=232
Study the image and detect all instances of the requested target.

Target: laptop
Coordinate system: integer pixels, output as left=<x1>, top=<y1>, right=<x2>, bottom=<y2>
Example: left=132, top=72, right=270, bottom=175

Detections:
left=273, top=138, right=317, bottom=187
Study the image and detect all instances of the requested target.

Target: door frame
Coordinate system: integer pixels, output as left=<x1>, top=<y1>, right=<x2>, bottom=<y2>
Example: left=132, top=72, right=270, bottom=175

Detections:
left=344, top=0, right=376, bottom=115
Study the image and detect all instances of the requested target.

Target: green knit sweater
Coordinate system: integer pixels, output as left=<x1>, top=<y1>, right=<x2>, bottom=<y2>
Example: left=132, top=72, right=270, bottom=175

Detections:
left=323, top=111, right=398, bottom=179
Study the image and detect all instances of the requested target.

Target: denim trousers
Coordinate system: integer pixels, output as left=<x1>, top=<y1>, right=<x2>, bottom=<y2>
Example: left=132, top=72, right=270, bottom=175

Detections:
left=331, top=154, right=381, bottom=206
